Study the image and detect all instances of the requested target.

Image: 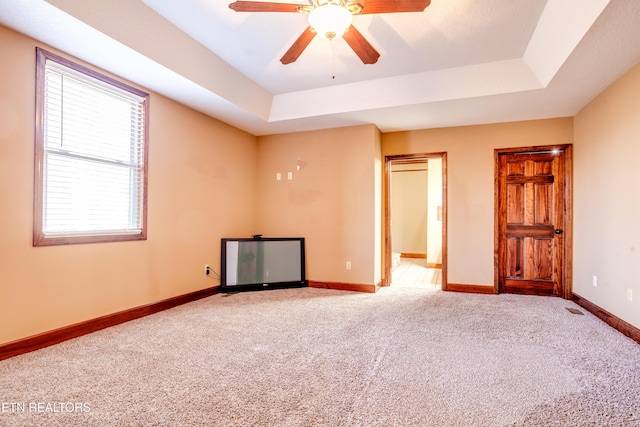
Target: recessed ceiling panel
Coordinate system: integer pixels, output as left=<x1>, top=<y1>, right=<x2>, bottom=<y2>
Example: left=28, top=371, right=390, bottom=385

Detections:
left=141, top=0, right=547, bottom=94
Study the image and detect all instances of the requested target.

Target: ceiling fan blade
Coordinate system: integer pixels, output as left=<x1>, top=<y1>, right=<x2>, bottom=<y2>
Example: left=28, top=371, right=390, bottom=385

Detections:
left=280, top=26, right=316, bottom=64
left=229, top=1, right=304, bottom=13
left=358, top=0, right=431, bottom=14
left=342, top=25, right=380, bottom=64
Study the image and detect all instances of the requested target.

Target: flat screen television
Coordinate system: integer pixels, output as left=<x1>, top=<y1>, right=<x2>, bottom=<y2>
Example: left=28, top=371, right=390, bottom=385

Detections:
left=220, top=237, right=307, bottom=292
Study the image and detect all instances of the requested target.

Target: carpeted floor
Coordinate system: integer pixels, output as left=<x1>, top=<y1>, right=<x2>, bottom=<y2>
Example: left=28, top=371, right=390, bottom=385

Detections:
left=1, top=286, right=639, bottom=426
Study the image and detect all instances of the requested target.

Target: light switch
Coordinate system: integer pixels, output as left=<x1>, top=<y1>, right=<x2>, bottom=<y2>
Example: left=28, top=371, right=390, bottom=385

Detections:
left=276, top=172, right=281, bottom=181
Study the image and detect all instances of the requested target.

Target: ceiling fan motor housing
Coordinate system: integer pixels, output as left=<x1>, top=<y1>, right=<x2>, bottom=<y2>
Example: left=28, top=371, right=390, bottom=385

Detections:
left=308, top=2, right=354, bottom=40
left=302, top=0, right=363, bottom=14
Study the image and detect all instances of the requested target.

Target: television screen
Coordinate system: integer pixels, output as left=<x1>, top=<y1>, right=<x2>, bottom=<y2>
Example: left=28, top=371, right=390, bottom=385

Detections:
left=220, top=237, right=306, bottom=292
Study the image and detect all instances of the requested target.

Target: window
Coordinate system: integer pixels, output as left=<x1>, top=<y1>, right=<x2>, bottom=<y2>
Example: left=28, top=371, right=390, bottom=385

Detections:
left=34, top=48, right=149, bottom=246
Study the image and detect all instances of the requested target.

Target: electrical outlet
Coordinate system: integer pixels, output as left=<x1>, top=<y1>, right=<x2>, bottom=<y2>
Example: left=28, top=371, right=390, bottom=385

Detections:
left=592, top=275, right=598, bottom=287
left=287, top=172, right=293, bottom=180
left=205, top=264, right=210, bottom=275
left=346, top=261, right=351, bottom=270
left=627, top=288, right=633, bottom=302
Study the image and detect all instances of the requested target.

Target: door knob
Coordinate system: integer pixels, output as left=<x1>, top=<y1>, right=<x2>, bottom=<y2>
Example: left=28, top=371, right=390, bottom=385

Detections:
left=555, top=229, right=563, bottom=234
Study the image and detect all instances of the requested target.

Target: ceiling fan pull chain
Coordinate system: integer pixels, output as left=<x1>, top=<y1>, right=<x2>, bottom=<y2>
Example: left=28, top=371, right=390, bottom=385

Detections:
left=332, top=42, right=336, bottom=79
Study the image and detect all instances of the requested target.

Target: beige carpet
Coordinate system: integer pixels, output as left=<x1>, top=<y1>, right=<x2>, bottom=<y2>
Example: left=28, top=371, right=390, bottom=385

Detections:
left=1, top=286, right=639, bottom=426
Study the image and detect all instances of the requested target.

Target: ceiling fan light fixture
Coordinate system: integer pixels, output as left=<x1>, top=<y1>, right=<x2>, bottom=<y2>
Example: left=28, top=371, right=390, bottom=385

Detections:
left=308, top=2, right=353, bottom=41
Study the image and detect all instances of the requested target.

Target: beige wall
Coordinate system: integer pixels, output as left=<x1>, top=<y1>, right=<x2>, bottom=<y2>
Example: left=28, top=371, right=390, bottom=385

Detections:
left=427, top=158, right=443, bottom=265
left=256, top=125, right=381, bottom=286
left=374, top=130, right=382, bottom=286
left=391, top=166, right=428, bottom=255
left=383, top=118, right=574, bottom=286
left=574, top=61, right=640, bottom=329
left=0, top=25, right=258, bottom=345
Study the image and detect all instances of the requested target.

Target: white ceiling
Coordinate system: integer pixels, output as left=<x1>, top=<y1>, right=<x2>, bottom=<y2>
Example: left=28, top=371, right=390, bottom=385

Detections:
left=1, top=0, right=640, bottom=136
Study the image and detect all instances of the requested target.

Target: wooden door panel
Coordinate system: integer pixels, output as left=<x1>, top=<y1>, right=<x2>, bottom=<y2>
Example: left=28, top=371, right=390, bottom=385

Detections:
left=507, top=184, right=524, bottom=224
left=534, top=183, right=553, bottom=224
left=507, top=160, right=525, bottom=176
left=506, top=237, right=523, bottom=278
left=498, top=150, right=565, bottom=296
left=535, top=160, right=553, bottom=175
left=503, top=278, right=555, bottom=295
left=506, top=236, right=554, bottom=281
left=533, top=238, right=553, bottom=280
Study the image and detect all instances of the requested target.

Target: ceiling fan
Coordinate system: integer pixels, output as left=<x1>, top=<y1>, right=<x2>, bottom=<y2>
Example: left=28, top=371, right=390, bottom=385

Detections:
left=228, top=0, right=431, bottom=65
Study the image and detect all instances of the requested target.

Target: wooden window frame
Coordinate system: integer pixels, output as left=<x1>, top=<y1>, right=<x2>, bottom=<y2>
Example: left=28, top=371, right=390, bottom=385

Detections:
left=34, top=48, right=149, bottom=246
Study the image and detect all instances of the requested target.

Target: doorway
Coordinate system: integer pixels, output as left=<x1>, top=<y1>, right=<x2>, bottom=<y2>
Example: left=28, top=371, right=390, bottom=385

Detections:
left=494, top=145, right=573, bottom=298
left=384, top=153, right=447, bottom=290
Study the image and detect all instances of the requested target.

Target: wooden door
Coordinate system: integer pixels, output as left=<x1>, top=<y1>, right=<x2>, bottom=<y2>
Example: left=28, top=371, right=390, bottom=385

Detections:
left=496, top=148, right=568, bottom=296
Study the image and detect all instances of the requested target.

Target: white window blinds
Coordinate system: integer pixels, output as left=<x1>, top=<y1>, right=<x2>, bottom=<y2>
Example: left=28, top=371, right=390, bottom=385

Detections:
left=35, top=49, right=149, bottom=244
